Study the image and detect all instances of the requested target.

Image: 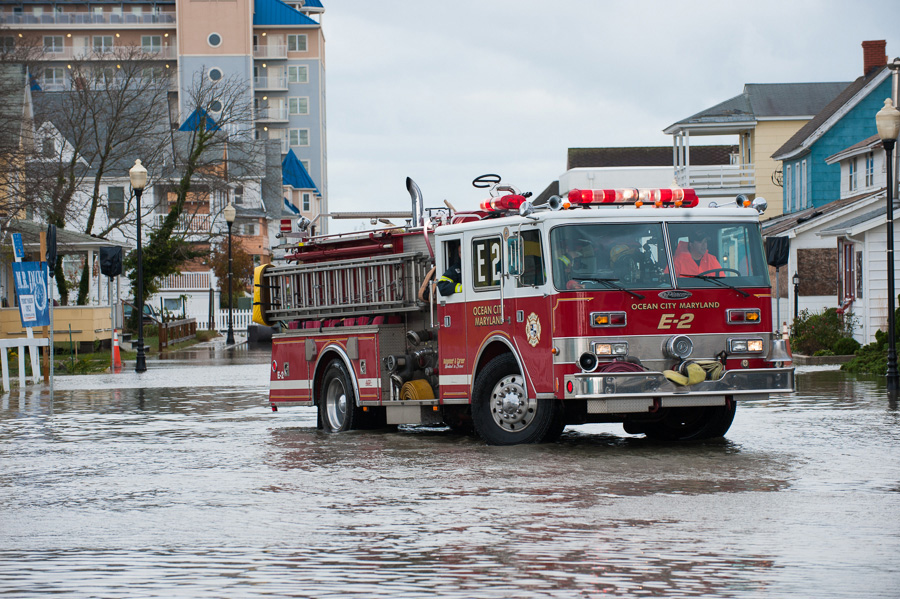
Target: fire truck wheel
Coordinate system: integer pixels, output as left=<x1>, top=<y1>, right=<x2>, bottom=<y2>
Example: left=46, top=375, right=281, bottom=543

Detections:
left=642, top=402, right=737, bottom=441
left=318, top=359, right=361, bottom=432
left=472, top=354, right=559, bottom=445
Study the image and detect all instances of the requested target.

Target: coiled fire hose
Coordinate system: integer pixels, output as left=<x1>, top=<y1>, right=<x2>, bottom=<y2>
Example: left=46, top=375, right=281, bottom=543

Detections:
left=663, top=360, right=725, bottom=386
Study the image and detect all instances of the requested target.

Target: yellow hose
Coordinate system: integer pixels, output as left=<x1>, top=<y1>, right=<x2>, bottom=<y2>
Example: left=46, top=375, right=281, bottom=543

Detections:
left=400, top=379, right=435, bottom=400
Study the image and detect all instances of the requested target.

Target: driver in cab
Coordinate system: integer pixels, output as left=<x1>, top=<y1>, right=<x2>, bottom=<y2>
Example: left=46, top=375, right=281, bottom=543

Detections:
left=674, top=232, right=722, bottom=277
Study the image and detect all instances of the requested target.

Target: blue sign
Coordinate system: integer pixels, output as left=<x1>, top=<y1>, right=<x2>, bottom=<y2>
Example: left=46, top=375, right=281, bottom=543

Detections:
left=12, top=261, right=50, bottom=328
left=12, top=233, right=24, bottom=259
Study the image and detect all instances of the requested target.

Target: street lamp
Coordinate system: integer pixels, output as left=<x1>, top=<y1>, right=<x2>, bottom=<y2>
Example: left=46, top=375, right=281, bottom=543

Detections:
left=792, top=272, right=800, bottom=323
left=223, top=202, right=236, bottom=345
left=876, top=98, right=900, bottom=391
left=129, top=159, right=148, bottom=373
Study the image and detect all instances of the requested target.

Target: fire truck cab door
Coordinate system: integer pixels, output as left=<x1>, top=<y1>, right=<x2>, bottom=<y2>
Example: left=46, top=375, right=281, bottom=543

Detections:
left=511, top=227, right=553, bottom=394
left=436, top=237, right=469, bottom=402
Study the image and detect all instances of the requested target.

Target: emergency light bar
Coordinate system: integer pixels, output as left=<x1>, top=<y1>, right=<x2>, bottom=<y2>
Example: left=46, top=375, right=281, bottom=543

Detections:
left=480, top=194, right=526, bottom=212
left=567, top=188, right=700, bottom=208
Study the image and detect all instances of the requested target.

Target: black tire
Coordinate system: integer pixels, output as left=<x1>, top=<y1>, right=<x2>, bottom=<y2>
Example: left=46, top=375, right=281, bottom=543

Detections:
left=317, top=359, right=361, bottom=432
left=642, top=401, right=736, bottom=441
left=472, top=354, right=559, bottom=445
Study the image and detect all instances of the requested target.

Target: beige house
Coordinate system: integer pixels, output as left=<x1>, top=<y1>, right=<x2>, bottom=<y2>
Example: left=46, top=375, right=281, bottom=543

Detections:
left=664, top=82, right=849, bottom=218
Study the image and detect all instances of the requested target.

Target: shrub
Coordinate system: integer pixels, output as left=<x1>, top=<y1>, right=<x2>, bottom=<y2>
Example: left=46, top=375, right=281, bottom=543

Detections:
left=791, top=308, right=856, bottom=355
left=832, top=337, right=861, bottom=356
left=813, top=349, right=835, bottom=356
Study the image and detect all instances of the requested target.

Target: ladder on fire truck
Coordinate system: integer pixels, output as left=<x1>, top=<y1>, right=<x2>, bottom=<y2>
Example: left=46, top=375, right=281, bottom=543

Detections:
left=261, top=251, right=430, bottom=324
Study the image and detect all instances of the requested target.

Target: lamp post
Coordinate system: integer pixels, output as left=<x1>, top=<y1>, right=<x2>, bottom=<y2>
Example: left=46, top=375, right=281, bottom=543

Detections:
left=224, top=203, right=236, bottom=345
left=792, top=272, right=800, bottom=323
left=129, top=159, right=148, bottom=373
left=876, top=98, right=900, bottom=392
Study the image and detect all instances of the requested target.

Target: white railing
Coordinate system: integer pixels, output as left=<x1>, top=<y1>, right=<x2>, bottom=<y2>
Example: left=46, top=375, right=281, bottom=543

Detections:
left=253, top=45, right=287, bottom=59
left=154, top=213, right=212, bottom=233
left=255, top=107, right=289, bottom=122
left=254, top=76, right=288, bottom=90
left=159, top=272, right=211, bottom=291
left=1, top=337, right=48, bottom=392
left=1, top=12, right=176, bottom=26
left=186, top=309, right=254, bottom=333
left=675, top=164, right=756, bottom=190
left=38, top=46, right=177, bottom=60
left=40, top=75, right=176, bottom=93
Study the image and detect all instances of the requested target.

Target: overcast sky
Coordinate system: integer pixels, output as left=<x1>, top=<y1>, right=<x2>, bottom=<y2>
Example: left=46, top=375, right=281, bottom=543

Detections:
left=321, top=0, right=900, bottom=230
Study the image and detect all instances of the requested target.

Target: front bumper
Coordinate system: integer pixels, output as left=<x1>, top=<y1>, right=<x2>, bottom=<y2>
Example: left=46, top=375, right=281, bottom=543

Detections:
left=563, top=367, right=794, bottom=413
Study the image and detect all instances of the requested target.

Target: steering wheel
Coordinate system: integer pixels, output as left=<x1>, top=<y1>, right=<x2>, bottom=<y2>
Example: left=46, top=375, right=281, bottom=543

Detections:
left=696, top=268, right=741, bottom=277
left=472, top=174, right=501, bottom=189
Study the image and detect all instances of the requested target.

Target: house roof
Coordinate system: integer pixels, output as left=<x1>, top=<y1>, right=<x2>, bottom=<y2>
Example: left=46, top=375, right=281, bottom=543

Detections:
left=567, top=145, right=736, bottom=170
left=772, top=66, right=890, bottom=160
left=664, top=82, right=849, bottom=135
left=761, top=189, right=879, bottom=237
left=7, top=219, right=130, bottom=252
left=825, top=134, right=881, bottom=164
left=253, top=0, right=318, bottom=26
left=817, top=197, right=893, bottom=237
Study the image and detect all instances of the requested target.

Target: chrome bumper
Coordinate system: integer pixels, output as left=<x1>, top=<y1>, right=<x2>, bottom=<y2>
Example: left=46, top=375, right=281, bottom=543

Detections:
left=563, top=367, right=794, bottom=413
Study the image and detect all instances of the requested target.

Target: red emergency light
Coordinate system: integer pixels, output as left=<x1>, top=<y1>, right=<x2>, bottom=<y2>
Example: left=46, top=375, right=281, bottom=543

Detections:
left=480, top=194, right=526, bottom=212
left=567, top=188, right=699, bottom=208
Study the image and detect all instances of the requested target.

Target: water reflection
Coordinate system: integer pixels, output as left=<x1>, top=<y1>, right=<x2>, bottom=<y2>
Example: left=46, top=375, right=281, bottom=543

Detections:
left=1, top=361, right=898, bottom=597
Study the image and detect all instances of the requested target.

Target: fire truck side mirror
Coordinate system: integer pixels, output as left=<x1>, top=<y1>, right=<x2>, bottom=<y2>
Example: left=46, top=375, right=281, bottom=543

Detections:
left=507, top=236, right=522, bottom=276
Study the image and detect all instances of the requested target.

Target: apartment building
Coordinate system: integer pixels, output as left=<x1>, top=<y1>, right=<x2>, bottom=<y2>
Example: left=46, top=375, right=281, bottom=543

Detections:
left=0, top=0, right=327, bottom=229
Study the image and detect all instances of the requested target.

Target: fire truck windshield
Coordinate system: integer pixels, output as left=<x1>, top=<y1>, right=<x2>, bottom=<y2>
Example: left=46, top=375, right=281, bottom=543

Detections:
left=550, top=223, right=669, bottom=291
left=667, top=222, right=769, bottom=288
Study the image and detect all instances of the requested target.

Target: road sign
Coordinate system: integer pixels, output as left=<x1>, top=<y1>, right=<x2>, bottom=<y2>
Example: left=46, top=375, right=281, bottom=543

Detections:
left=12, top=233, right=24, bottom=260
left=12, top=261, right=50, bottom=328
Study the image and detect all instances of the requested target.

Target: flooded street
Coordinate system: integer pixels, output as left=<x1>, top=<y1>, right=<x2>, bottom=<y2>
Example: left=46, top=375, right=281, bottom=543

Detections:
left=1, top=345, right=899, bottom=598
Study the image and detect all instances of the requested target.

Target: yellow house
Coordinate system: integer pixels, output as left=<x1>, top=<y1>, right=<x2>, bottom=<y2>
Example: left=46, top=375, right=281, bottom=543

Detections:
left=664, top=83, right=850, bottom=219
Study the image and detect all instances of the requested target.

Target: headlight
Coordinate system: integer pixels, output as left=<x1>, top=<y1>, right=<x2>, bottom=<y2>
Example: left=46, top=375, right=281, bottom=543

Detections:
left=728, top=338, right=765, bottom=353
left=594, top=342, right=628, bottom=355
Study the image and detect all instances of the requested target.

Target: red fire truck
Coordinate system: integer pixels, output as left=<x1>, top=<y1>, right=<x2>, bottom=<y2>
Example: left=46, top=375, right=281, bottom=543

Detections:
left=253, top=175, right=793, bottom=445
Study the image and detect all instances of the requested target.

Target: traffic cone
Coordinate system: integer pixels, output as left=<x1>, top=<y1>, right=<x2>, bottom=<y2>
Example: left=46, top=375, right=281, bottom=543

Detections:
left=112, top=329, right=122, bottom=372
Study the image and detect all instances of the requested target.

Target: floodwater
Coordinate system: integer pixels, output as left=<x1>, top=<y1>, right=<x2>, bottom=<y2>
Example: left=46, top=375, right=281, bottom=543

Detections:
left=1, top=345, right=899, bottom=598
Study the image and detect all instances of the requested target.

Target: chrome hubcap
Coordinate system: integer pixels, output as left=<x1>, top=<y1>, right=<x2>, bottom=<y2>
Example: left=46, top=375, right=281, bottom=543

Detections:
left=325, top=378, right=347, bottom=430
left=490, top=374, right=535, bottom=433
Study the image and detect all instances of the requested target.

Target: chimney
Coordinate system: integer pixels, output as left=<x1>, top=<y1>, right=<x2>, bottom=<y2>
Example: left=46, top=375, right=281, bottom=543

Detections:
left=862, top=40, right=887, bottom=75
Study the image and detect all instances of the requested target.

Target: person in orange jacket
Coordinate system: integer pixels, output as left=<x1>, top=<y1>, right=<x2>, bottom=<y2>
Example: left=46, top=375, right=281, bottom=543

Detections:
left=674, top=232, right=723, bottom=277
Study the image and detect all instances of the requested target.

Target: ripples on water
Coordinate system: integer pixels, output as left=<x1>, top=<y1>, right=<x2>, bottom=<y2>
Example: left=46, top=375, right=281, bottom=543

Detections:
left=1, top=353, right=899, bottom=598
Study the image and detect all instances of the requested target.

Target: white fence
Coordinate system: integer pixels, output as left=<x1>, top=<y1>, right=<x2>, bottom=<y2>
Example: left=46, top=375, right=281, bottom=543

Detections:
left=187, top=309, right=254, bottom=334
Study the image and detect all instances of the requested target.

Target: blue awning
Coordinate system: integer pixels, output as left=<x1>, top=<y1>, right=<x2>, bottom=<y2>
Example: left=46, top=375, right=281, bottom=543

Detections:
left=282, top=149, right=319, bottom=192
left=179, top=108, right=219, bottom=132
left=254, top=0, right=318, bottom=25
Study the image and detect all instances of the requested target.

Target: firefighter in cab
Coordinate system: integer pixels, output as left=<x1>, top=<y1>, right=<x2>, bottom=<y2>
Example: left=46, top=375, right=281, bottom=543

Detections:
left=674, top=232, right=722, bottom=276
left=438, top=243, right=462, bottom=295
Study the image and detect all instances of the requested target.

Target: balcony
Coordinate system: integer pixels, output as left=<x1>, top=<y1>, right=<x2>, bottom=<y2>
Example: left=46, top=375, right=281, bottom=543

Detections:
left=254, top=75, right=288, bottom=91
left=1, top=12, right=176, bottom=27
left=674, top=164, right=756, bottom=196
left=252, top=45, right=287, bottom=59
left=159, top=271, right=211, bottom=291
left=38, top=46, right=177, bottom=61
left=154, top=212, right=211, bottom=234
left=254, top=107, right=289, bottom=123
left=38, top=75, right=177, bottom=93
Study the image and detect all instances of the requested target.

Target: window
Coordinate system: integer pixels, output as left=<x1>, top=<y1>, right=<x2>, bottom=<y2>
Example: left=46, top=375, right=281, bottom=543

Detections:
left=93, top=35, right=113, bottom=53
left=41, top=138, right=55, bottom=158
left=865, top=151, right=875, bottom=187
left=794, top=162, right=800, bottom=209
left=208, top=67, right=222, bottom=82
left=849, top=158, right=857, bottom=192
left=289, top=129, right=309, bottom=146
left=43, top=67, right=64, bottom=88
left=301, top=160, right=311, bottom=173
left=667, top=222, right=769, bottom=288
left=471, top=237, right=502, bottom=290
left=785, top=165, right=792, bottom=212
left=287, top=34, right=307, bottom=52
left=234, top=185, right=243, bottom=205
left=208, top=33, right=222, bottom=47
left=302, top=192, right=311, bottom=211
left=141, top=67, right=164, bottom=81
left=801, top=160, right=807, bottom=208
left=141, top=35, right=161, bottom=52
left=1, top=37, right=14, bottom=53
left=288, top=97, right=308, bottom=115
left=551, top=223, right=669, bottom=291
left=107, top=186, right=125, bottom=219
left=288, top=65, right=308, bottom=84
left=518, top=229, right=546, bottom=287
left=43, top=36, right=63, bottom=53
left=240, top=223, right=257, bottom=236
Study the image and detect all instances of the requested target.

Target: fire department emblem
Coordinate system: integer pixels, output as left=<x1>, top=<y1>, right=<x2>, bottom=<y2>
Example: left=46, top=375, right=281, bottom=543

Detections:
left=526, top=312, right=541, bottom=347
